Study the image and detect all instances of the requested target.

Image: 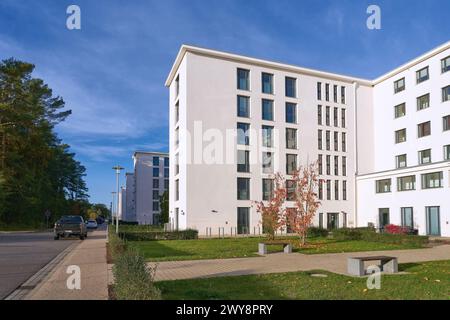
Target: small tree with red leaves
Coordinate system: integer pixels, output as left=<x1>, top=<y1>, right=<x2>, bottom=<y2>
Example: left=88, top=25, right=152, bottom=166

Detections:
left=254, top=173, right=286, bottom=241
left=285, top=162, right=321, bottom=246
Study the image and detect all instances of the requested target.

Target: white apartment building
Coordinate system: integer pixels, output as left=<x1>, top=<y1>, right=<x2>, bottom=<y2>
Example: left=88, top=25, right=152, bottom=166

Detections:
left=165, top=42, right=450, bottom=237
left=130, top=151, right=169, bottom=225
left=125, top=172, right=136, bottom=222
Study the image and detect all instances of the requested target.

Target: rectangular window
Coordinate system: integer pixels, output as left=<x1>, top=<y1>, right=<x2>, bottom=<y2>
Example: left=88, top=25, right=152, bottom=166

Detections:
left=421, top=172, right=443, bottom=189
left=152, top=190, right=159, bottom=199
left=395, top=129, right=407, bottom=143
left=443, top=115, right=450, bottom=131
left=318, top=130, right=323, bottom=150
left=175, top=179, right=179, bottom=200
left=262, top=72, right=273, bottom=94
left=286, top=180, right=295, bottom=201
left=326, top=130, right=330, bottom=151
left=333, top=85, right=338, bottom=103
left=394, top=77, right=405, bottom=93
left=417, top=94, right=430, bottom=111
left=164, top=157, right=169, bottom=167
left=416, top=66, right=429, bottom=84
left=445, top=145, right=450, bottom=160
left=325, top=84, right=329, bottom=101
left=318, top=181, right=323, bottom=200
left=342, top=156, right=347, bottom=176
left=285, top=77, right=297, bottom=98
left=317, top=105, right=322, bottom=125
left=286, top=128, right=297, bottom=149
left=419, top=149, right=431, bottom=165
left=379, top=208, right=390, bottom=228
left=318, top=154, right=323, bottom=175
left=317, top=82, right=322, bottom=100
left=175, top=101, right=179, bottom=123
left=341, top=109, right=346, bottom=128
left=262, top=125, right=274, bottom=147
left=426, top=206, right=441, bottom=236
left=401, top=207, right=414, bottom=228
left=164, top=168, right=169, bottom=178
left=237, top=122, right=250, bottom=145
left=397, top=175, right=416, bottom=191
left=341, top=86, right=346, bottom=104
left=262, top=152, right=273, bottom=174
left=175, top=153, right=179, bottom=175
left=153, top=157, right=160, bottom=166
left=418, top=121, right=431, bottom=138
left=237, top=207, right=250, bottom=235
left=153, top=167, right=159, bottom=177
left=262, top=99, right=274, bottom=121
left=326, top=180, right=331, bottom=200
left=237, top=150, right=250, bottom=173
left=237, top=68, right=250, bottom=90
left=262, top=179, right=274, bottom=201
left=342, top=132, right=347, bottom=152
left=325, top=106, right=330, bottom=126
left=237, top=177, right=250, bottom=200
left=334, top=180, right=339, bottom=200
left=442, top=55, right=450, bottom=73
left=376, top=179, right=391, bottom=193
left=319, top=213, right=323, bottom=228
left=333, top=107, right=338, bottom=127
left=396, top=154, right=407, bottom=168
left=175, top=75, right=179, bottom=97
left=334, top=156, right=339, bottom=176
left=442, top=85, right=450, bottom=102
left=153, top=201, right=159, bottom=211
left=153, top=179, right=159, bottom=189
left=285, top=103, right=297, bottom=123
left=394, top=103, right=406, bottom=118
left=286, top=154, right=297, bottom=175
left=175, top=127, right=179, bottom=147
left=326, top=155, right=331, bottom=175
left=342, top=180, right=347, bottom=200
left=334, top=131, right=338, bottom=151
left=164, top=179, right=169, bottom=190
left=237, top=95, right=250, bottom=117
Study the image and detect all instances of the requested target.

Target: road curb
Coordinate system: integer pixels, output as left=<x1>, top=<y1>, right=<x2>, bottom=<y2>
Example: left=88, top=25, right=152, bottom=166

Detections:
left=4, top=241, right=79, bottom=300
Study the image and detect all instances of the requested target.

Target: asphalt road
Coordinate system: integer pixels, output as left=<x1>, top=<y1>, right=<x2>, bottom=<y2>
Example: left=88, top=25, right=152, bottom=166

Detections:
left=0, top=228, right=92, bottom=299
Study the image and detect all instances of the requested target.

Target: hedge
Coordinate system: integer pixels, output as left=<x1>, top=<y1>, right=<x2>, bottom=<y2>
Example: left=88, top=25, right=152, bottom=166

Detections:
left=330, top=227, right=428, bottom=246
left=119, top=229, right=198, bottom=241
left=307, top=227, right=329, bottom=238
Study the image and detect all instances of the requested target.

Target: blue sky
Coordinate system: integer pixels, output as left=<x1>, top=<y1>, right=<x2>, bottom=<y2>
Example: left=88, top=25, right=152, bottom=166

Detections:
left=1, top=0, right=449, bottom=206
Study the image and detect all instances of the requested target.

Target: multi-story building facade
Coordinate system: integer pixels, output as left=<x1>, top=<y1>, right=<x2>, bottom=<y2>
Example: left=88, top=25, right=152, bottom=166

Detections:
left=165, top=42, right=450, bottom=237
left=124, top=172, right=136, bottom=222
left=132, top=151, right=169, bottom=225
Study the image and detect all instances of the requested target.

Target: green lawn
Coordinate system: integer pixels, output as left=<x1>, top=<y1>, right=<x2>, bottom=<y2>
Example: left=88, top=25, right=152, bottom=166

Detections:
left=156, top=260, right=450, bottom=300
left=130, top=236, right=425, bottom=262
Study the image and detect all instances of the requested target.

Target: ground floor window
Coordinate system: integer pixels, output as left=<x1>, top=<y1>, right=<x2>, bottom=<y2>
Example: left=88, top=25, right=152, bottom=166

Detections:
left=379, top=208, right=390, bottom=229
left=342, top=212, right=347, bottom=228
left=327, top=212, right=339, bottom=229
left=401, top=207, right=414, bottom=228
left=319, top=212, right=323, bottom=229
left=237, top=207, right=250, bottom=234
left=426, top=206, right=440, bottom=236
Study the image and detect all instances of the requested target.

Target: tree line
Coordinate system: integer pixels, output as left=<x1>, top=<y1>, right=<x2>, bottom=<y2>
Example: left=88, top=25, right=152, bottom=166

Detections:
left=0, top=58, right=100, bottom=227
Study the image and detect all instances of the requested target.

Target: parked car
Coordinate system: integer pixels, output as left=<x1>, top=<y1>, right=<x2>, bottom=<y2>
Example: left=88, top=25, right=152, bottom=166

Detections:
left=86, top=219, right=98, bottom=229
left=54, top=215, right=87, bottom=240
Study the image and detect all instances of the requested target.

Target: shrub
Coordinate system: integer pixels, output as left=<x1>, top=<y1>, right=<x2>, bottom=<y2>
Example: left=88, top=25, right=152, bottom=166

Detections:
left=384, top=224, right=409, bottom=235
left=108, top=228, right=127, bottom=261
left=119, top=229, right=198, bottom=241
left=361, top=232, right=428, bottom=246
left=331, top=228, right=363, bottom=241
left=307, top=227, right=329, bottom=238
left=112, top=247, right=161, bottom=300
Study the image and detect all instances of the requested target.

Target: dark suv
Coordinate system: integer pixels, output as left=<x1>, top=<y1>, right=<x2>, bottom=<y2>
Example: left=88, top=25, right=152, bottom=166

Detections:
left=54, top=215, right=88, bottom=240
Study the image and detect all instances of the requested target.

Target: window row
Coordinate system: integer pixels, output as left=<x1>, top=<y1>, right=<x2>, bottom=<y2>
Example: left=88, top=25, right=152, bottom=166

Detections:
left=237, top=68, right=297, bottom=98
left=377, top=207, right=441, bottom=236
left=393, top=55, right=450, bottom=94
left=318, top=155, right=347, bottom=176
left=318, top=179, right=348, bottom=201
left=237, top=96, right=298, bottom=123
left=237, top=151, right=300, bottom=175
left=152, top=167, right=170, bottom=178
left=317, top=82, right=346, bottom=104
left=376, top=171, right=445, bottom=193
left=395, top=145, right=450, bottom=168
left=152, top=179, right=169, bottom=190
left=395, top=116, right=450, bottom=143
left=318, top=130, right=347, bottom=152
left=395, top=89, right=450, bottom=119
left=152, top=157, right=170, bottom=167
left=317, top=105, right=346, bottom=128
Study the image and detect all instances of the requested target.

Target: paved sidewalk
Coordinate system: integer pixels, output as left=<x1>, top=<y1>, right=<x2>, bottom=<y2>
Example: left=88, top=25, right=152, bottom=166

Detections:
left=150, top=244, right=450, bottom=281
left=26, top=229, right=109, bottom=300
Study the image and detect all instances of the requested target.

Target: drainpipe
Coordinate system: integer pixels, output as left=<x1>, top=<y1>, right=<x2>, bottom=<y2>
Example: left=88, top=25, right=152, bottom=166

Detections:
left=352, top=82, right=359, bottom=228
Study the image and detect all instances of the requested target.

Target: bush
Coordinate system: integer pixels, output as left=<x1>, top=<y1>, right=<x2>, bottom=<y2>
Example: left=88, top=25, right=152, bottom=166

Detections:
left=108, top=228, right=127, bottom=261
left=384, top=224, right=409, bottom=235
left=119, top=229, right=198, bottom=241
left=361, top=232, right=428, bottom=246
left=119, top=224, right=164, bottom=233
left=112, top=247, right=161, bottom=300
left=307, top=227, right=329, bottom=238
left=331, top=228, right=364, bottom=241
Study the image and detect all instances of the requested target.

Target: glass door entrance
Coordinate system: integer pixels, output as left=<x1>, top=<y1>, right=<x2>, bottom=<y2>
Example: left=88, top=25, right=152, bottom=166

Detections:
left=237, top=207, right=250, bottom=234
left=426, top=207, right=440, bottom=236
left=327, top=213, right=339, bottom=229
left=379, top=208, right=390, bottom=229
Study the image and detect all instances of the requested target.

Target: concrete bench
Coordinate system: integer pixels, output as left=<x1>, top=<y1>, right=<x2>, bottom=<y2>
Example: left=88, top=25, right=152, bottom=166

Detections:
left=347, top=255, right=398, bottom=276
left=258, top=242, right=292, bottom=255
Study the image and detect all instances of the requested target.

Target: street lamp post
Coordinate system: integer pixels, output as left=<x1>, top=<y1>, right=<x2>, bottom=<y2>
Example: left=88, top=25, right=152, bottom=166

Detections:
left=112, top=165, right=124, bottom=234
left=111, top=191, right=117, bottom=225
